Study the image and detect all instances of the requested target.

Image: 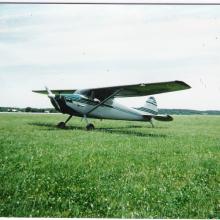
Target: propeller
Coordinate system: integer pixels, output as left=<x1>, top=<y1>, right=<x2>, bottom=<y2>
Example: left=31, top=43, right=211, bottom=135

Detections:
left=45, top=86, right=60, bottom=111
left=45, top=86, right=55, bottom=99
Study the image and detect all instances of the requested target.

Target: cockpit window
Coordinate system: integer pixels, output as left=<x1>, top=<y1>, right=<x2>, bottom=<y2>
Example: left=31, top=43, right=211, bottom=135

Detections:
left=75, top=89, right=90, bottom=96
left=75, top=89, right=94, bottom=100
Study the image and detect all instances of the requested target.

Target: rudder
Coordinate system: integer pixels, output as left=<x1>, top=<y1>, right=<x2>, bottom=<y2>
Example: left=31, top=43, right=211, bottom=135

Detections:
left=144, top=96, right=158, bottom=115
left=137, top=96, right=158, bottom=115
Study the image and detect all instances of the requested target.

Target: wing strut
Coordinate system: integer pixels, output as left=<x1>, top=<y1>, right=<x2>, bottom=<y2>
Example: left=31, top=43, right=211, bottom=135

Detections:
left=86, top=89, right=121, bottom=115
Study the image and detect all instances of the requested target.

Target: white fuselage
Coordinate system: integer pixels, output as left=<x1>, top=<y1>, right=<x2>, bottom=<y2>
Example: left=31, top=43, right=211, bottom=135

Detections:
left=59, top=94, right=152, bottom=122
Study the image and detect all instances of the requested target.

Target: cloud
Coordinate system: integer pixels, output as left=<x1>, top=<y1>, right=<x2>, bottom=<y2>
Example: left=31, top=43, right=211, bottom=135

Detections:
left=0, top=5, right=220, bottom=109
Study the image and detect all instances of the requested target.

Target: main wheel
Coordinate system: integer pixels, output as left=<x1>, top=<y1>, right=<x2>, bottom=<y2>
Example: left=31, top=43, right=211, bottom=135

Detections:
left=57, top=122, right=66, bottom=129
left=86, top=123, right=95, bottom=131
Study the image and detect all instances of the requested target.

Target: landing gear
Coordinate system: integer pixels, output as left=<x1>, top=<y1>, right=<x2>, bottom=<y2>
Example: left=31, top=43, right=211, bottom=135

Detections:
left=57, top=115, right=73, bottom=129
left=83, top=114, right=95, bottom=131
left=86, top=123, right=95, bottom=131
left=150, top=119, right=154, bottom=128
left=57, top=121, right=66, bottom=129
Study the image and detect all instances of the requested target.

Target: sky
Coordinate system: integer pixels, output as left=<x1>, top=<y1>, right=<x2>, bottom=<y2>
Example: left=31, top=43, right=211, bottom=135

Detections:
left=0, top=4, right=220, bottom=110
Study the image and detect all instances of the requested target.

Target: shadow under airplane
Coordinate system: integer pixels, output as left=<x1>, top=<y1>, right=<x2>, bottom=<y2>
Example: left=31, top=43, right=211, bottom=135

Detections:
left=29, top=122, right=167, bottom=138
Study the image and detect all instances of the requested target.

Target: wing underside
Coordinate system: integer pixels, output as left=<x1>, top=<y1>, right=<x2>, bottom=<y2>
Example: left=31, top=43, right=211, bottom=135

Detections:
left=32, top=89, right=76, bottom=95
left=32, top=81, right=190, bottom=101
left=78, top=80, right=191, bottom=100
left=116, top=81, right=190, bottom=97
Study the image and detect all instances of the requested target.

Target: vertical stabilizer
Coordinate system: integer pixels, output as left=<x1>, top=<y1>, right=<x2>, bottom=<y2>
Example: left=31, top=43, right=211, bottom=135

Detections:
left=136, top=96, right=158, bottom=115
left=145, top=97, right=158, bottom=115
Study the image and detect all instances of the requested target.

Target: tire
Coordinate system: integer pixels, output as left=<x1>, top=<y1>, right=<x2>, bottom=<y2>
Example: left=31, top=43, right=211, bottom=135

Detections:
left=86, top=123, right=95, bottom=131
left=57, top=122, right=65, bottom=129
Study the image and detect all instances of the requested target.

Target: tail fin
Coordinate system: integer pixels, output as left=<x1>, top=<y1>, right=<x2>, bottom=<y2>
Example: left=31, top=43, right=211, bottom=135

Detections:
left=141, top=97, right=173, bottom=122
left=138, top=96, right=158, bottom=115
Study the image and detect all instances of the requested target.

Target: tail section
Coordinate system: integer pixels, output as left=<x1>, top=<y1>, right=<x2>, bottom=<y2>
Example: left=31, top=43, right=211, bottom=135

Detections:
left=154, top=115, right=173, bottom=121
left=145, top=97, right=158, bottom=115
left=137, top=96, right=173, bottom=122
left=137, top=96, right=158, bottom=115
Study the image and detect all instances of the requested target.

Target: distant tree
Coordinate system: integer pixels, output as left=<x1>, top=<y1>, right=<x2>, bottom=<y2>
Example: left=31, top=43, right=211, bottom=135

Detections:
left=25, top=107, right=32, bottom=112
left=50, top=109, right=58, bottom=113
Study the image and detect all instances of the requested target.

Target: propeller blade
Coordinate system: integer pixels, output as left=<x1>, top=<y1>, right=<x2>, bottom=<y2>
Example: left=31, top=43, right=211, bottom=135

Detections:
left=45, top=86, right=55, bottom=98
left=45, top=86, right=60, bottom=111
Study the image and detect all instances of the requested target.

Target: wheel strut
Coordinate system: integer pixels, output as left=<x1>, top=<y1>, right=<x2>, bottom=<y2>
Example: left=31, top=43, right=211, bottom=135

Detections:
left=83, top=114, right=95, bottom=131
left=150, top=119, right=154, bottom=128
left=57, top=115, right=73, bottom=128
left=64, top=115, right=73, bottom=124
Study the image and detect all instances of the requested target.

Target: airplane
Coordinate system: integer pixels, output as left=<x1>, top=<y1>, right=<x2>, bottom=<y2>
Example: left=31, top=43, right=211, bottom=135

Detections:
left=33, top=80, right=191, bottom=130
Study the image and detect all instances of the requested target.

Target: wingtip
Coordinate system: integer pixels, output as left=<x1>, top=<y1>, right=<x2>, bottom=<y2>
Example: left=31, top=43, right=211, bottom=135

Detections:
left=175, top=80, right=191, bottom=89
left=32, top=90, right=42, bottom=93
left=32, top=90, right=47, bottom=95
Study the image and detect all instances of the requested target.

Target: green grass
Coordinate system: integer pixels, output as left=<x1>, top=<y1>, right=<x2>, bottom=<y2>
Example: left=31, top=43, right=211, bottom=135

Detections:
left=0, top=113, right=220, bottom=218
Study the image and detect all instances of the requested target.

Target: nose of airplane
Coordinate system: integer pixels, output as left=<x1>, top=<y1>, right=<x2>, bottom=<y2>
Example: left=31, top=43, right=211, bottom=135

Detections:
left=50, top=97, right=61, bottom=112
left=45, top=86, right=55, bottom=98
left=45, top=86, right=61, bottom=112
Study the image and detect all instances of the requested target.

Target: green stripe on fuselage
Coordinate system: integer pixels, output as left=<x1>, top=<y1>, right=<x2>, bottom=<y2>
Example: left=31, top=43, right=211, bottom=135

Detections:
left=135, top=107, right=158, bottom=115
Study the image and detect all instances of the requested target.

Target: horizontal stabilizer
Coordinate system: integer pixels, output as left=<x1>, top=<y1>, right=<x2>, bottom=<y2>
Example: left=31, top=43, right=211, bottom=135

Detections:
left=153, top=115, right=173, bottom=121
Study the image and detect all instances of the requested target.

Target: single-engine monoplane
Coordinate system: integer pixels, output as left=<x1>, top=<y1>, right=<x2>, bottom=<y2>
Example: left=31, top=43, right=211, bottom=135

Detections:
left=33, top=81, right=190, bottom=130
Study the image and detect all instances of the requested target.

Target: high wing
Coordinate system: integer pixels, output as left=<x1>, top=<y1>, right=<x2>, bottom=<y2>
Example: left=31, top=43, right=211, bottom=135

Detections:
left=32, top=89, right=76, bottom=95
left=78, top=80, right=191, bottom=101
left=32, top=81, right=190, bottom=101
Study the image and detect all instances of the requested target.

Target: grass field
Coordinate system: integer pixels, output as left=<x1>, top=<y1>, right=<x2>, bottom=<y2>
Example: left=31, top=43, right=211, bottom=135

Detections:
left=0, top=113, right=220, bottom=218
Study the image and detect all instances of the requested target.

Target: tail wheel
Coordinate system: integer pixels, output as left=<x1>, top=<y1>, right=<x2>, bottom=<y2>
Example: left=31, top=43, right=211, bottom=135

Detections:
left=86, top=123, right=95, bottom=131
